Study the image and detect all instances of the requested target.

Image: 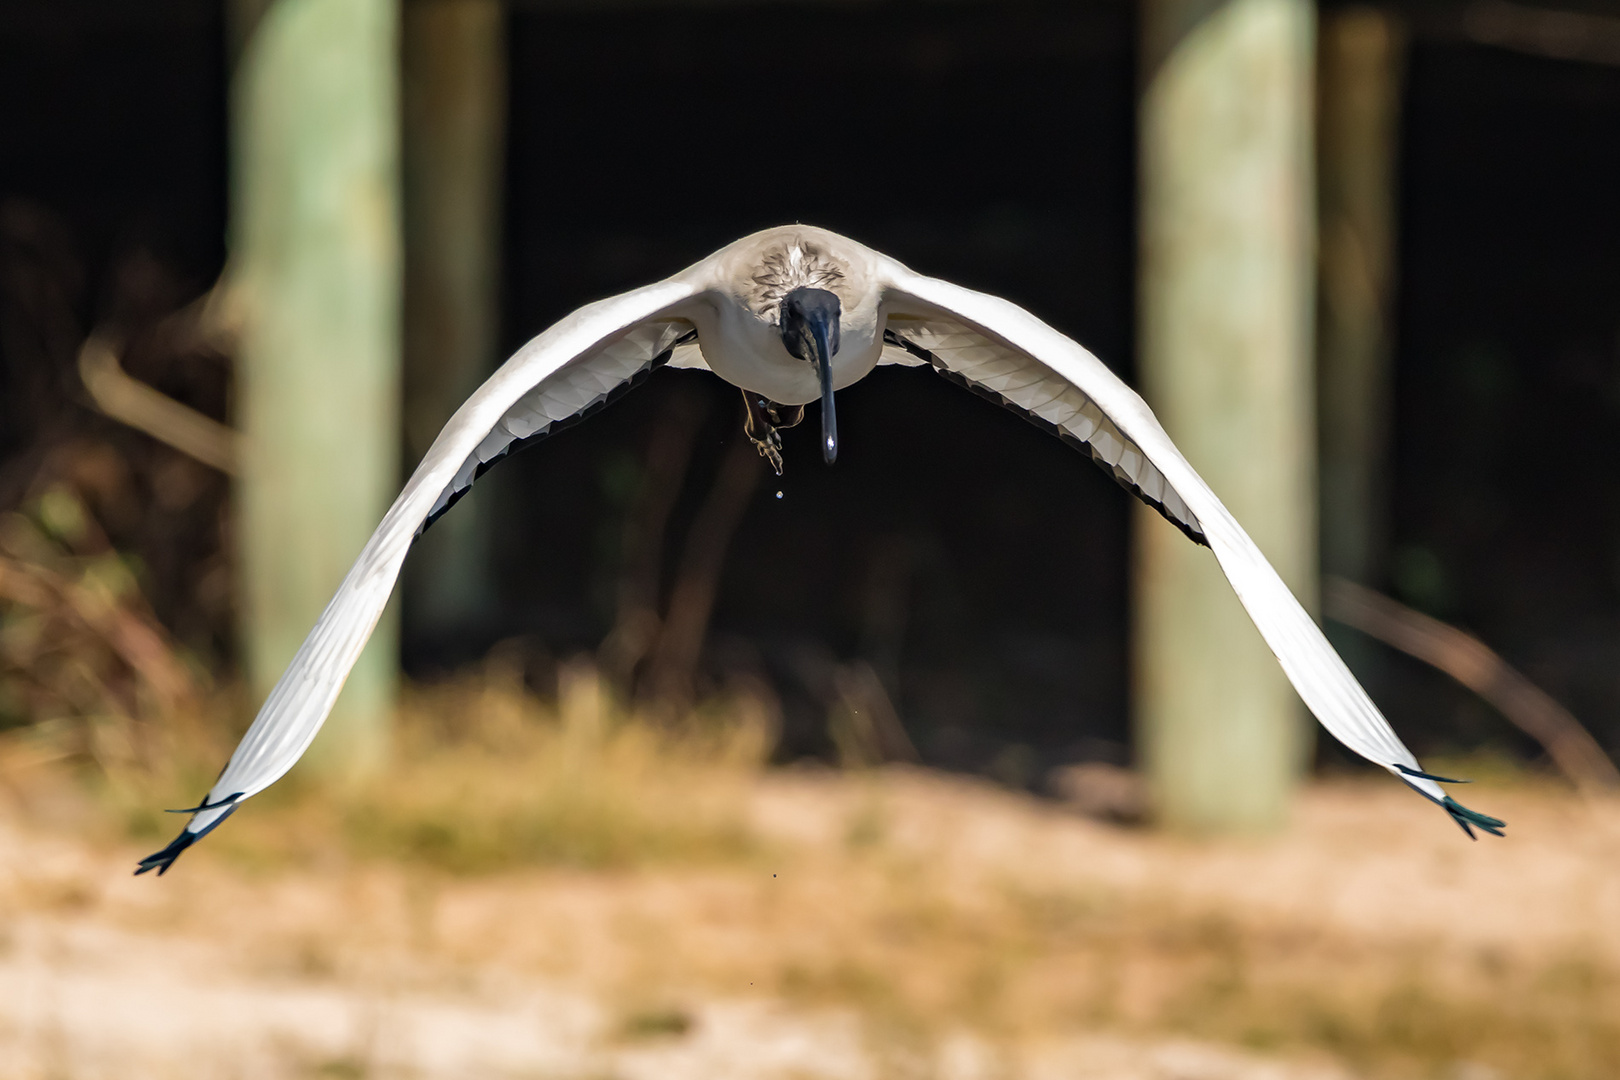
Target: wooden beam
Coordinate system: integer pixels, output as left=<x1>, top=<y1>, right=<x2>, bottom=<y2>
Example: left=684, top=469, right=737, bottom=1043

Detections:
left=400, top=0, right=506, bottom=645
left=1317, top=5, right=1403, bottom=686
left=1318, top=6, right=1401, bottom=588
left=1135, top=0, right=1317, bottom=832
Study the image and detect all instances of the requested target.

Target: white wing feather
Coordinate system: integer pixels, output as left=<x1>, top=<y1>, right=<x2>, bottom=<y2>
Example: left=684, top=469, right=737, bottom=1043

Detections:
left=879, top=262, right=1501, bottom=836
left=423, top=319, right=695, bottom=527
left=886, top=316, right=1202, bottom=541
left=138, top=279, right=701, bottom=872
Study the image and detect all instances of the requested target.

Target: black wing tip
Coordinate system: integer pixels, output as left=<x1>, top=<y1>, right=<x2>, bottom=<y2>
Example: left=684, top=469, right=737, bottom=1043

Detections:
left=1398, top=772, right=1505, bottom=841
left=135, top=799, right=241, bottom=876
left=135, top=829, right=196, bottom=876
left=164, top=792, right=243, bottom=815
left=1443, top=795, right=1506, bottom=840
left=1394, top=763, right=1472, bottom=785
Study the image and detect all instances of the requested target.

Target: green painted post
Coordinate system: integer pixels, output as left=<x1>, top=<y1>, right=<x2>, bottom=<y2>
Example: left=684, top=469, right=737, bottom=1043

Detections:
left=400, top=0, right=505, bottom=642
left=230, top=0, right=401, bottom=779
left=1135, top=0, right=1317, bottom=832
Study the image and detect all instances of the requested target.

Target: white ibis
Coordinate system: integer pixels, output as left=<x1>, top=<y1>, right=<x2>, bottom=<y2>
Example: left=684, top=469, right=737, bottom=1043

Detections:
left=138, top=225, right=1502, bottom=874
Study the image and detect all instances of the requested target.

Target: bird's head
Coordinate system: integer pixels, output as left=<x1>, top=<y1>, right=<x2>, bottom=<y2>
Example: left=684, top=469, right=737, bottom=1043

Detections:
left=777, top=286, right=842, bottom=464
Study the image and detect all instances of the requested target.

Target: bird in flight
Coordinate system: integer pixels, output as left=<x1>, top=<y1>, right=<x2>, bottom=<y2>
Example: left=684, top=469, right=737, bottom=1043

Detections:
left=137, top=225, right=1502, bottom=875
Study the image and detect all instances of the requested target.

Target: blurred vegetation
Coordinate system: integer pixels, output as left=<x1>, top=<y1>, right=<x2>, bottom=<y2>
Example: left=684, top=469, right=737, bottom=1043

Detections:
left=0, top=483, right=209, bottom=770
left=335, top=658, right=773, bottom=873
left=0, top=461, right=775, bottom=878
left=71, top=656, right=771, bottom=880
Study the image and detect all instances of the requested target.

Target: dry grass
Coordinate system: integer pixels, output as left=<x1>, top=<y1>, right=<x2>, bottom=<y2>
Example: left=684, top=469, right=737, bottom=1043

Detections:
left=341, top=660, right=772, bottom=873
left=89, top=657, right=776, bottom=877
left=2, top=676, right=1619, bottom=1079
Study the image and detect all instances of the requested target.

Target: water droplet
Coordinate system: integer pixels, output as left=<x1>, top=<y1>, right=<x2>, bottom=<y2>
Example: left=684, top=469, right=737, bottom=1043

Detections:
left=775, top=490, right=784, bottom=499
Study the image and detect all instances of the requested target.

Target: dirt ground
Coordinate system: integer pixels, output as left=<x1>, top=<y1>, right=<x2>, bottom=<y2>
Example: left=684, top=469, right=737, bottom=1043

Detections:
left=1, top=764, right=1616, bottom=1080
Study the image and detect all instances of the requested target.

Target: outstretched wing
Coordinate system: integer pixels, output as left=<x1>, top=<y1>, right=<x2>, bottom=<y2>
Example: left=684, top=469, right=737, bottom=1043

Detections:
left=419, top=323, right=697, bottom=534
left=878, top=264, right=1502, bottom=839
left=882, top=320, right=1204, bottom=545
left=138, top=279, right=705, bottom=874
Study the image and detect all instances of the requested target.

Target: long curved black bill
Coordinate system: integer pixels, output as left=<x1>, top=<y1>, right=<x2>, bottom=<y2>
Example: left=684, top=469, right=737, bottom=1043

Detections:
left=812, top=318, right=838, bottom=464
left=779, top=286, right=842, bottom=466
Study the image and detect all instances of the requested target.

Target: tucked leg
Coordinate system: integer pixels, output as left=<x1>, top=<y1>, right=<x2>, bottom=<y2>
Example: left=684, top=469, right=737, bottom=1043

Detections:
left=741, top=391, right=805, bottom=475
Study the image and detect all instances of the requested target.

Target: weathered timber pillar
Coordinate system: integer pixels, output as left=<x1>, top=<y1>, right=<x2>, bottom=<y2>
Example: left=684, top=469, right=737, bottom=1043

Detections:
left=1135, top=0, right=1317, bottom=832
left=1318, top=7, right=1402, bottom=595
left=230, top=0, right=402, bottom=777
left=400, top=0, right=505, bottom=647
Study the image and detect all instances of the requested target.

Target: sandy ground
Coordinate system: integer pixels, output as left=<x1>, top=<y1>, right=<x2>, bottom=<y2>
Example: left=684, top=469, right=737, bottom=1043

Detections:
left=0, top=766, right=1614, bottom=1079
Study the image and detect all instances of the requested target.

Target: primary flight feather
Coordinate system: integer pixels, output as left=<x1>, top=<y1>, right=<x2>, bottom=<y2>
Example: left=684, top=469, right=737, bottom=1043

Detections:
left=138, top=225, right=1501, bottom=875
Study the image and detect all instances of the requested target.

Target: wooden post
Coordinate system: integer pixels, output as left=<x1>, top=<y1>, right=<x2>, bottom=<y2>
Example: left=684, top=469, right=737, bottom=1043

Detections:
left=1135, top=0, right=1317, bottom=832
left=1318, top=7, right=1402, bottom=593
left=400, top=0, right=505, bottom=643
left=230, top=0, right=402, bottom=778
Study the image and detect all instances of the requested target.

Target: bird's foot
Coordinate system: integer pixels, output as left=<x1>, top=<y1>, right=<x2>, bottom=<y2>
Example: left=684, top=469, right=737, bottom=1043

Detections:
left=742, top=392, right=804, bottom=476
left=752, top=430, right=785, bottom=476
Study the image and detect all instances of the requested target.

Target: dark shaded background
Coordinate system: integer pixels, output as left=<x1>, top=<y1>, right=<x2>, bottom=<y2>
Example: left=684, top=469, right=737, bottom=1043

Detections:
left=2, top=0, right=1618, bottom=779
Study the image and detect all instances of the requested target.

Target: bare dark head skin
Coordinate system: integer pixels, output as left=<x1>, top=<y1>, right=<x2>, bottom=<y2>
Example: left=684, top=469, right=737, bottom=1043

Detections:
left=777, top=287, right=842, bottom=464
